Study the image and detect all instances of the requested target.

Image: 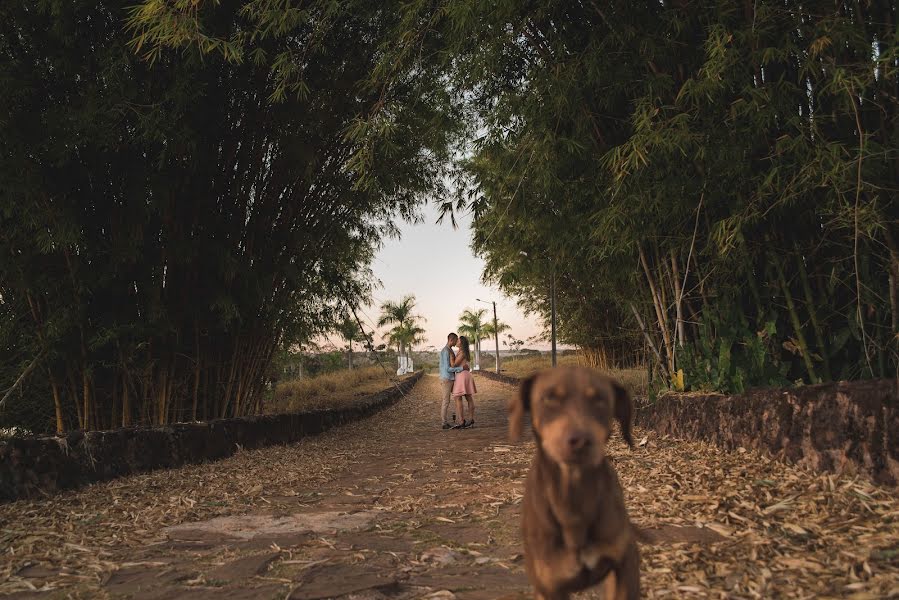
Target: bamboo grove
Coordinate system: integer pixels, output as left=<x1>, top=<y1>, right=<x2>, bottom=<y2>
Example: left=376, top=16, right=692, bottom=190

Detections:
left=0, top=0, right=455, bottom=432
left=3, top=1, right=897, bottom=434
left=417, top=0, right=897, bottom=391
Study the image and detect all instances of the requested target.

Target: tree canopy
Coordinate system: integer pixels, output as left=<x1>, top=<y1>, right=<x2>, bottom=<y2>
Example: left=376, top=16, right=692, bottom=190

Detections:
left=378, top=295, right=426, bottom=357
left=391, top=0, right=898, bottom=391
left=0, top=0, right=453, bottom=431
left=3, top=0, right=896, bottom=437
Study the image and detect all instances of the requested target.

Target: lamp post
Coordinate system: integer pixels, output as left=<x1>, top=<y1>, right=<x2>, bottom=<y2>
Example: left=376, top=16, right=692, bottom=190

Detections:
left=476, top=298, right=501, bottom=373
left=473, top=326, right=481, bottom=370
left=519, top=251, right=557, bottom=366
left=550, top=264, right=557, bottom=367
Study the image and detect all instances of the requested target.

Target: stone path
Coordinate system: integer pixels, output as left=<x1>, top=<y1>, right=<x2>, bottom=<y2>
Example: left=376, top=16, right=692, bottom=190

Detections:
left=1, top=375, right=897, bottom=599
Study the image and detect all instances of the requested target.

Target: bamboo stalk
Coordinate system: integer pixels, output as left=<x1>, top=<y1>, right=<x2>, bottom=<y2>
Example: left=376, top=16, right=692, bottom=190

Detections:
left=744, top=254, right=764, bottom=324
left=885, top=228, right=899, bottom=338
left=671, top=250, right=685, bottom=348
left=68, top=368, right=83, bottom=429
left=845, top=81, right=874, bottom=377
left=774, top=259, right=819, bottom=383
left=192, top=324, right=200, bottom=421
left=0, top=351, right=44, bottom=410
left=639, top=245, right=673, bottom=372
left=80, top=335, right=91, bottom=431
left=121, top=370, right=131, bottom=427
left=796, top=249, right=832, bottom=380
left=166, top=360, right=175, bottom=423
left=630, top=302, right=666, bottom=374
left=25, top=293, right=63, bottom=432
left=82, top=369, right=91, bottom=431
left=221, top=336, right=242, bottom=418
left=110, top=373, right=119, bottom=432
left=49, top=374, right=64, bottom=434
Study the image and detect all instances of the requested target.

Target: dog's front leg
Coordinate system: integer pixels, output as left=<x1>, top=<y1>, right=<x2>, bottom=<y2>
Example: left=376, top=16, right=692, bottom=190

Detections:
left=531, top=546, right=581, bottom=594
left=560, top=525, right=587, bottom=550
left=602, top=541, right=640, bottom=600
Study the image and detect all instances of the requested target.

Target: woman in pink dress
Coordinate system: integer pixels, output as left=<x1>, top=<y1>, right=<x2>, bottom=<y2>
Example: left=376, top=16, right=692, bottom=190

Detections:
left=451, top=336, right=477, bottom=428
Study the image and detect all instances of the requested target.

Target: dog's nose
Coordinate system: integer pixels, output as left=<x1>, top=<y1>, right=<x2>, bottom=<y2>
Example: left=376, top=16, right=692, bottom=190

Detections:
left=567, top=433, right=590, bottom=451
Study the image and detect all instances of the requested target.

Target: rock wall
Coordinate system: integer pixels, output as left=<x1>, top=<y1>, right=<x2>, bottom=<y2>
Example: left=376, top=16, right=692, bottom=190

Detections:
left=0, top=372, right=423, bottom=502
left=478, top=370, right=897, bottom=486
left=475, top=370, right=522, bottom=387
left=636, top=379, right=897, bottom=486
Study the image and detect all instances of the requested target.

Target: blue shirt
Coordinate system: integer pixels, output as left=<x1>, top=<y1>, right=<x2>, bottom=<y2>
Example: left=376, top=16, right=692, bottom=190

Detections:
left=439, top=346, right=463, bottom=380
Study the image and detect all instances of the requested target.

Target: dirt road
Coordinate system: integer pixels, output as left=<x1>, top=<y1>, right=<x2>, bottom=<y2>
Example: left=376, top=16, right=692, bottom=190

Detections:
left=1, top=375, right=897, bottom=599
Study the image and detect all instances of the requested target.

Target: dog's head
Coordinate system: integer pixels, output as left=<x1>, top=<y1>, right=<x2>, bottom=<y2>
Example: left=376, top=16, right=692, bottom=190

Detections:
left=508, top=367, right=634, bottom=467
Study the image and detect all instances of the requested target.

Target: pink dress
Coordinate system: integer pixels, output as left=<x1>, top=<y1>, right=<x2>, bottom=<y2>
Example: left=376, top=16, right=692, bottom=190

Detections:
left=452, top=361, right=478, bottom=397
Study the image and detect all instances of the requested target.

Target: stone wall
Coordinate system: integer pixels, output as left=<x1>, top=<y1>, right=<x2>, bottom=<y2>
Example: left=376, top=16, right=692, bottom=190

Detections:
left=0, top=372, right=423, bottom=502
left=475, top=369, right=522, bottom=387
left=636, top=379, right=897, bottom=486
left=477, top=370, right=897, bottom=486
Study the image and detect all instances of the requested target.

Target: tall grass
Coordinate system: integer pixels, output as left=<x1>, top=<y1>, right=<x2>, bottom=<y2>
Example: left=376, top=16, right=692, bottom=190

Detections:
left=268, top=366, right=397, bottom=413
left=500, top=354, right=648, bottom=396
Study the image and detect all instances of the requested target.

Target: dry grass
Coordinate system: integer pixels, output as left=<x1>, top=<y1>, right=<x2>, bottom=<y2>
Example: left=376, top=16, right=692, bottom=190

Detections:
left=500, top=354, right=648, bottom=395
left=268, top=366, right=397, bottom=413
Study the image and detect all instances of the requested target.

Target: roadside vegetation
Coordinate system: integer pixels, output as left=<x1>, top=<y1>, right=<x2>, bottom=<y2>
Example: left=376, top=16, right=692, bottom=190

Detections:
left=268, top=366, right=399, bottom=414
left=4, top=0, right=895, bottom=436
left=500, top=354, right=648, bottom=396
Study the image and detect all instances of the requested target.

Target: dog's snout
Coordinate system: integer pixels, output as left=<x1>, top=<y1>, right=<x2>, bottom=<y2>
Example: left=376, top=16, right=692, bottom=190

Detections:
left=567, top=432, right=590, bottom=451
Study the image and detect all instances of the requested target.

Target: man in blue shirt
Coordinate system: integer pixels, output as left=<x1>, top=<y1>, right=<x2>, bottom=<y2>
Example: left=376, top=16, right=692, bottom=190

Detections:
left=439, top=332, right=465, bottom=429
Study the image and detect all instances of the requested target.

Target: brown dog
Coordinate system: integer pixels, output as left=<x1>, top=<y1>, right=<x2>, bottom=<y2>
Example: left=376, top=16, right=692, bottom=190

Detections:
left=509, top=367, right=640, bottom=600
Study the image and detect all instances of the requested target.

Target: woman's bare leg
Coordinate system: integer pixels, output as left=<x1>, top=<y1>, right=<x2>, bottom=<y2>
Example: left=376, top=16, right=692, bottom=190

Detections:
left=454, top=395, right=465, bottom=426
left=465, top=395, right=475, bottom=424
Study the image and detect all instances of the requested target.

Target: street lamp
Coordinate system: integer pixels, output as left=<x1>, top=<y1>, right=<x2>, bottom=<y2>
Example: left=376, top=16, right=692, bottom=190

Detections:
left=519, top=251, right=557, bottom=367
left=476, top=298, right=501, bottom=373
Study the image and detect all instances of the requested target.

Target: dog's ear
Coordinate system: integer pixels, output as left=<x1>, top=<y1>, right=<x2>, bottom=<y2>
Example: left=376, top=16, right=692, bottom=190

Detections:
left=508, top=373, right=536, bottom=442
left=612, top=380, right=634, bottom=447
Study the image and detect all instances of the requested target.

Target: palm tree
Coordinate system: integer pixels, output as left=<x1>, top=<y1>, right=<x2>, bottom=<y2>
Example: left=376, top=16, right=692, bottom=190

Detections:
left=483, top=319, right=511, bottom=341
left=481, top=318, right=510, bottom=365
left=378, top=295, right=425, bottom=360
left=458, top=308, right=490, bottom=366
left=335, top=316, right=369, bottom=370
left=387, top=322, right=426, bottom=356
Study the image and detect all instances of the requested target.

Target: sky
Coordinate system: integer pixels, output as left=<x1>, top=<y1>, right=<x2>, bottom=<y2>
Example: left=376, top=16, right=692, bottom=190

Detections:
left=352, top=203, right=553, bottom=352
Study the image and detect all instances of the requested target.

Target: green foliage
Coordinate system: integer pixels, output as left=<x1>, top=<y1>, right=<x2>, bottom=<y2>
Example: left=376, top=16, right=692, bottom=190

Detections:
left=378, top=295, right=426, bottom=356
left=0, top=0, right=450, bottom=430
left=457, top=309, right=489, bottom=344
left=677, top=301, right=787, bottom=394
left=381, top=0, right=898, bottom=390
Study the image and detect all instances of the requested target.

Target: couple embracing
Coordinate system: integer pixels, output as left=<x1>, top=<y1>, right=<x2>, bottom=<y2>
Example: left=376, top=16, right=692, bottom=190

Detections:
left=438, top=332, right=477, bottom=429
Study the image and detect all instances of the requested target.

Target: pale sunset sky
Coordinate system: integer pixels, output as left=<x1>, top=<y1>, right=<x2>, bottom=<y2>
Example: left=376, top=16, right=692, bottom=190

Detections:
left=354, top=203, right=552, bottom=352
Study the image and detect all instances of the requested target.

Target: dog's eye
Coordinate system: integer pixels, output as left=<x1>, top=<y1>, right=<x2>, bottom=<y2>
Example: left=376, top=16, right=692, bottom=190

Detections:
left=542, top=395, right=561, bottom=406
left=592, top=396, right=608, bottom=407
